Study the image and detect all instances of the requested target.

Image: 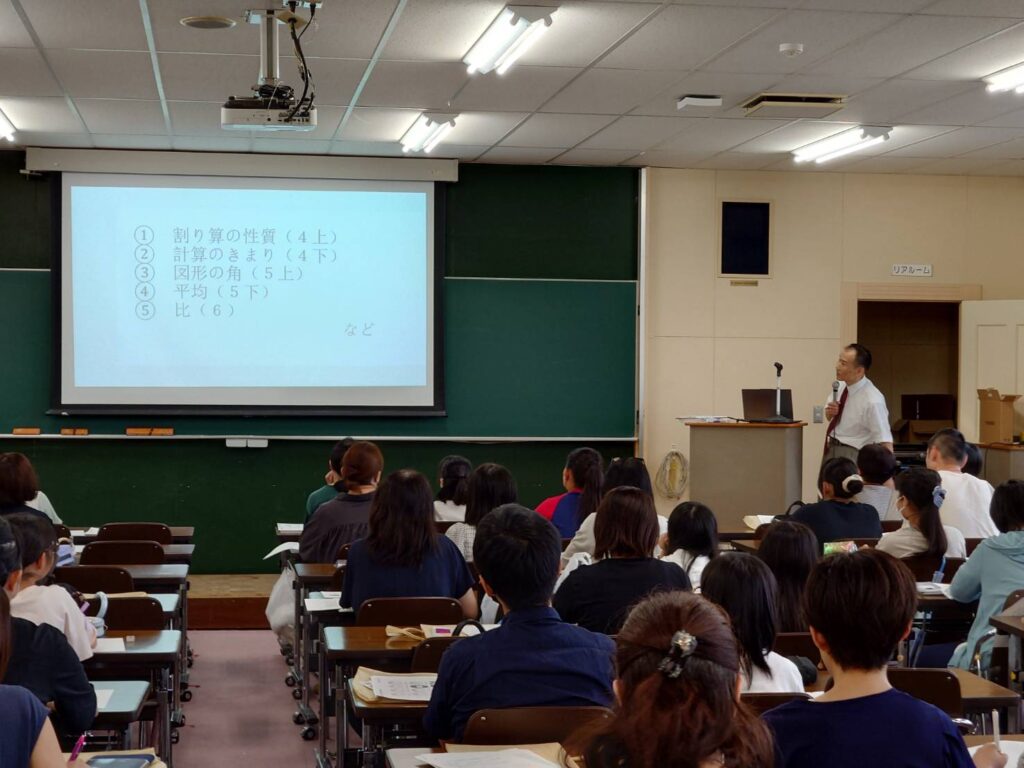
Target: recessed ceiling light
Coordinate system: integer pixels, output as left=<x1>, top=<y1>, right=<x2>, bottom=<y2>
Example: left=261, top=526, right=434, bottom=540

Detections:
left=792, top=126, right=892, bottom=164
left=180, top=16, right=237, bottom=30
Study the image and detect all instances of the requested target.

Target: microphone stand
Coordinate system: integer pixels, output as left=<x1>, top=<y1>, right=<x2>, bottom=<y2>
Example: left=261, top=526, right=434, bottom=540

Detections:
left=768, top=361, right=790, bottom=422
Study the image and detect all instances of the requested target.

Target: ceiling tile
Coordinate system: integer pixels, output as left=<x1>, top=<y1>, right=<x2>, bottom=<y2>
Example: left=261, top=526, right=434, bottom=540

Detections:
left=47, top=50, right=157, bottom=99
left=923, top=1, right=1024, bottom=18
left=148, top=2, right=254, bottom=55
left=907, top=21, right=1024, bottom=80
left=908, top=157, right=1003, bottom=174
left=160, top=53, right=261, bottom=102
left=0, top=2, right=31, bottom=46
left=330, top=141, right=405, bottom=156
left=897, top=87, right=1021, bottom=126
left=694, top=151, right=782, bottom=170
left=981, top=104, right=1024, bottom=128
left=656, top=117, right=789, bottom=154
left=886, top=126, right=1024, bottom=157
left=832, top=156, right=933, bottom=173
left=0, top=48, right=62, bottom=97
left=519, top=2, right=661, bottom=68
left=600, top=5, right=779, bottom=71
left=579, top=115, right=695, bottom=150
left=337, top=107, right=420, bottom=142
left=554, top=148, right=639, bottom=165
left=383, top=0, right=502, bottom=61
left=76, top=99, right=166, bottom=135
left=632, top=72, right=780, bottom=117
left=0, top=96, right=83, bottom=133
left=837, top=79, right=976, bottom=124
left=624, top=149, right=714, bottom=168
left=962, top=136, right=1024, bottom=158
left=431, top=143, right=490, bottom=160
left=447, top=112, right=528, bottom=146
left=10, top=131, right=91, bottom=148
left=296, top=58, right=366, bottom=107
left=358, top=60, right=468, bottom=110
left=850, top=124, right=958, bottom=156
left=21, top=0, right=147, bottom=48
left=251, top=138, right=332, bottom=154
left=452, top=66, right=581, bottom=112
left=705, top=10, right=895, bottom=75
left=292, top=0, right=402, bottom=60
left=541, top=68, right=682, bottom=115
left=172, top=135, right=254, bottom=152
left=502, top=113, right=616, bottom=147
left=807, top=15, right=1018, bottom=79
left=974, top=158, right=1024, bottom=175
left=733, top=120, right=859, bottom=153
left=800, top=0, right=932, bottom=9
left=92, top=134, right=173, bottom=150
left=478, top=146, right=563, bottom=163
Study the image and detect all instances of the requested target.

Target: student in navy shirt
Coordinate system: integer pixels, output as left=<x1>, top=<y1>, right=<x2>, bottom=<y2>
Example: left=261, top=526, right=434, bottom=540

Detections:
left=425, top=504, right=615, bottom=742
left=764, top=549, right=1005, bottom=768
left=536, top=447, right=604, bottom=538
left=340, top=470, right=477, bottom=618
left=787, top=458, right=881, bottom=551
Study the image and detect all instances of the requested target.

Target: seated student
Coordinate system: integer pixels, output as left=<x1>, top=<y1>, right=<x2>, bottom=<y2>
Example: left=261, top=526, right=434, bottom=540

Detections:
left=788, top=458, right=881, bottom=550
left=434, top=455, right=472, bottom=523
left=7, top=514, right=96, bottom=660
left=757, top=521, right=818, bottom=633
left=582, top=591, right=774, bottom=768
left=0, top=454, right=50, bottom=522
left=949, top=480, right=1024, bottom=672
left=0, top=527, right=67, bottom=768
left=536, top=447, right=604, bottom=539
left=425, top=504, right=615, bottom=742
left=445, top=463, right=517, bottom=562
left=701, top=553, right=803, bottom=693
left=561, top=456, right=653, bottom=567
left=300, top=440, right=382, bottom=563
left=0, top=518, right=96, bottom=738
left=854, top=443, right=899, bottom=520
left=660, top=501, right=718, bottom=591
left=765, top=548, right=1004, bottom=768
left=877, top=468, right=966, bottom=560
left=341, top=470, right=477, bottom=618
left=927, top=428, right=998, bottom=538
left=554, top=487, right=690, bottom=634
left=304, top=438, right=354, bottom=524
left=964, top=442, right=984, bottom=478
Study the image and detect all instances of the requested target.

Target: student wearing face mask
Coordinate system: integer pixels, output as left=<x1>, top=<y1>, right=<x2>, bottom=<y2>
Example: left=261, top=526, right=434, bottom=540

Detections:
left=876, top=468, right=966, bottom=560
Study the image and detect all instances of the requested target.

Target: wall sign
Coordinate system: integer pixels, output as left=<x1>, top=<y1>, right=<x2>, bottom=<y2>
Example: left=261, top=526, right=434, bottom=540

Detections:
left=891, top=263, right=933, bottom=277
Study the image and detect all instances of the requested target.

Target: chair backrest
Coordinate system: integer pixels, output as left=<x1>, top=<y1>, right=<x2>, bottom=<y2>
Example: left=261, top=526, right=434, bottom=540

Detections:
left=965, top=538, right=984, bottom=556
left=881, top=520, right=902, bottom=533
left=943, top=558, right=966, bottom=583
left=330, top=564, right=346, bottom=592
left=886, top=668, right=963, bottom=717
left=410, top=636, right=463, bottom=673
left=899, top=553, right=944, bottom=581
left=97, top=523, right=172, bottom=545
left=461, top=706, right=614, bottom=747
left=773, top=632, right=821, bottom=666
left=1003, top=589, right=1024, bottom=610
left=741, top=692, right=811, bottom=716
left=356, top=597, right=464, bottom=626
left=55, top=524, right=72, bottom=540
left=337, top=542, right=352, bottom=561
left=54, top=565, right=135, bottom=594
left=87, top=596, right=165, bottom=631
left=80, top=540, right=165, bottom=565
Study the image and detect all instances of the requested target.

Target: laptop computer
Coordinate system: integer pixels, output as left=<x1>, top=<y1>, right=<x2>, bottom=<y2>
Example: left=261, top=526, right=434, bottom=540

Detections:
left=742, top=389, right=795, bottom=423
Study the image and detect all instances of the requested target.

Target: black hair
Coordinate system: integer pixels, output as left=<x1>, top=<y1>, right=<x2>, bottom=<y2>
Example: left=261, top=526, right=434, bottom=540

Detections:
left=603, top=457, right=652, bottom=497
left=566, top=447, right=604, bottom=525
left=893, top=468, right=947, bottom=558
left=366, top=470, right=437, bottom=567
left=464, top=463, right=518, bottom=527
left=757, top=521, right=818, bottom=633
left=857, top=443, right=897, bottom=485
left=0, top=516, right=19, bottom=584
left=329, top=438, right=355, bottom=475
left=665, top=502, right=718, bottom=563
left=701, top=553, right=778, bottom=678
left=928, top=428, right=968, bottom=465
left=963, top=442, right=983, bottom=477
left=819, top=457, right=864, bottom=499
left=6, top=513, right=55, bottom=569
left=436, top=455, right=472, bottom=506
left=991, top=480, right=1024, bottom=534
left=845, top=343, right=872, bottom=371
left=473, top=504, right=560, bottom=611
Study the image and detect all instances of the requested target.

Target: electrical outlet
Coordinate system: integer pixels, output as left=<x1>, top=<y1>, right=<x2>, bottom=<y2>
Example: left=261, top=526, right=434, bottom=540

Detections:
left=812, top=405, right=824, bottom=424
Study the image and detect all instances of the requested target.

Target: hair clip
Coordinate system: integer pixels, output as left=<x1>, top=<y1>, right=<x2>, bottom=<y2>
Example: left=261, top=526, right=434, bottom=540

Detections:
left=932, top=485, right=947, bottom=509
left=657, top=630, right=698, bottom=679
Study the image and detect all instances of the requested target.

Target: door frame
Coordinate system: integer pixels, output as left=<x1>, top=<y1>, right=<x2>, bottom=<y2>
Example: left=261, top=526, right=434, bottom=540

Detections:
left=839, top=282, right=983, bottom=343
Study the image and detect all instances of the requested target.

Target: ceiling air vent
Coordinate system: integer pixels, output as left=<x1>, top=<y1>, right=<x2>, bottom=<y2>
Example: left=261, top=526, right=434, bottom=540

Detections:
left=741, top=93, right=845, bottom=119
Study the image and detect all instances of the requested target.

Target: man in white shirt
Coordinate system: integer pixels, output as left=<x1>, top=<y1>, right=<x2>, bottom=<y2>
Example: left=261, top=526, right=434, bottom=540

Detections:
left=824, top=344, right=893, bottom=462
left=926, top=428, right=998, bottom=538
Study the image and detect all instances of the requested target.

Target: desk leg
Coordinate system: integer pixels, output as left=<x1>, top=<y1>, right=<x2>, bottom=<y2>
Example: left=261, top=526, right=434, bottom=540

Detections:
left=302, top=608, right=318, bottom=724
left=1009, top=635, right=1022, bottom=695
left=316, top=627, right=331, bottom=768
left=179, top=582, right=191, bottom=693
left=160, top=666, right=173, bottom=768
left=339, top=664, right=348, bottom=756
left=289, top=576, right=303, bottom=696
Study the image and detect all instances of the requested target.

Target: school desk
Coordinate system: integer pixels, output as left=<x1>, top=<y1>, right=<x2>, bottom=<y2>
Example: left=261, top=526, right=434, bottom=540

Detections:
left=990, top=612, right=1024, bottom=694
left=67, top=748, right=166, bottom=768
left=92, top=679, right=151, bottom=748
left=75, top=544, right=195, bottom=566
left=386, top=745, right=573, bottom=768
left=72, top=527, right=195, bottom=545
left=347, top=683, right=428, bottom=756
left=120, top=565, right=191, bottom=694
left=291, top=562, right=345, bottom=730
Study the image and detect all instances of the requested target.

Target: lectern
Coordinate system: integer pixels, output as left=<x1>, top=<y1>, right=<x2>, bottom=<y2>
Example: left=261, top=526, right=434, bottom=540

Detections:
left=686, top=421, right=806, bottom=531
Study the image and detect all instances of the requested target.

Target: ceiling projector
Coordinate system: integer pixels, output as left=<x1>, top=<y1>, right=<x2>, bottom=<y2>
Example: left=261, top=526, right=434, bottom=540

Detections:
left=221, top=7, right=318, bottom=132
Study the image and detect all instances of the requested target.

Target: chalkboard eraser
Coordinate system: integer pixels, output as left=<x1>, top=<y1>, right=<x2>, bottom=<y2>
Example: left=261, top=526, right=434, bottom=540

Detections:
left=12, top=427, right=41, bottom=435
left=126, top=427, right=175, bottom=436
left=60, top=428, right=89, bottom=436
left=151, top=427, right=174, bottom=436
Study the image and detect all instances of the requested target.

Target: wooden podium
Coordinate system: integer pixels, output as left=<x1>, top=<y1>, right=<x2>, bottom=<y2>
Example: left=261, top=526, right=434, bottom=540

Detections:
left=686, top=421, right=806, bottom=531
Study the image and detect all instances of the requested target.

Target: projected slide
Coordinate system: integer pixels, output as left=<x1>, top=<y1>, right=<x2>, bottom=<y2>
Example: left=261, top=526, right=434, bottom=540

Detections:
left=60, top=173, right=437, bottom=410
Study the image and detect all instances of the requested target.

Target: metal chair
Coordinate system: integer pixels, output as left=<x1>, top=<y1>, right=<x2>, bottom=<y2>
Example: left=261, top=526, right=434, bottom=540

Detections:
left=54, top=565, right=135, bottom=594
left=80, top=540, right=165, bottom=565
left=88, top=596, right=166, bottom=631
left=97, top=523, right=173, bottom=545
left=460, top=706, right=613, bottom=747
left=356, top=597, right=464, bottom=626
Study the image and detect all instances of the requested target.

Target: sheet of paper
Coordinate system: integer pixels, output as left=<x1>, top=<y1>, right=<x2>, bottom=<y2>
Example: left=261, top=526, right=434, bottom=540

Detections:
left=305, top=597, right=341, bottom=612
left=93, top=687, right=114, bottom=709
left=742, top=515, right=775, bottom=530
left=277, top=523, right=304, bottom=533
left=915, top=582, right=952, bottom=597
left=263, top=541, right=300, bottom=560
left=73, top=527, right=100, bottom=537
left=74, top=544, right=84, bottom=556
left=415, top=749, right=558, bottom=768
left=94, top=637, right=127, bottom=653
left=370, top=675, right=436, bottom=702
left=970, top=742, right=1024, bottom=761
left=422, top=624, right=499, bottom=638
left=319, top=591, right=341, bottom=599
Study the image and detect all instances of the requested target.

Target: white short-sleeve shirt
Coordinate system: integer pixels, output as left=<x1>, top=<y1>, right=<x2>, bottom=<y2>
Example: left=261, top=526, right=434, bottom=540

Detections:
left=936, top=471, right=998, bottom=539
left=832, top=377, right=893, bottom=449
left=11, top=584, right=96, bottom=661
left=743, top=652, right=805, bottom=693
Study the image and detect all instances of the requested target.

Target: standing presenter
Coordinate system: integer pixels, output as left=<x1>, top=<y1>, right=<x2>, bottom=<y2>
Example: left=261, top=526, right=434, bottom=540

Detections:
left=824, top=343, right=893, bottom=462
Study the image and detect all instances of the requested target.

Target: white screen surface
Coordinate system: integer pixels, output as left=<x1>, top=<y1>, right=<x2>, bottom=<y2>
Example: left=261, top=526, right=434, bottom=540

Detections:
left=60, top=173, right=436, bottom=410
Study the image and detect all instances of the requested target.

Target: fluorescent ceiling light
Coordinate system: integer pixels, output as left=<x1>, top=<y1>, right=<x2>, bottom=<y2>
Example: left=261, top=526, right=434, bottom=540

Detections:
left=464, top=5, right=555, bottom=76
left=985, top=62, right=1024, bottom=93
left=0, top=108, right=15, bottom=142
left=400, top=113, right=458, bottom=154
left=792, top=126, right=892, bottom=164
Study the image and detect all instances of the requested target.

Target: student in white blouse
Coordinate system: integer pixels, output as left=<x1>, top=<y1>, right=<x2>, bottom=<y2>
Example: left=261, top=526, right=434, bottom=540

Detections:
left=877, top=468, right=966, bottom=560
left=445, top=463, right=517, bottom=562
left=7, top=513, right=96, bottom=661
left=433, top=455, right=471, bottom=523
left=701, top=553, right=803, bottom=694
left=660, top=501, right=718, bottom=592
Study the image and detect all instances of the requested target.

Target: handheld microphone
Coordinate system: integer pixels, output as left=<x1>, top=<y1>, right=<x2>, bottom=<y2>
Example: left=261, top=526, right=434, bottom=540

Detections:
left=832, top=380, right=840, bottom=402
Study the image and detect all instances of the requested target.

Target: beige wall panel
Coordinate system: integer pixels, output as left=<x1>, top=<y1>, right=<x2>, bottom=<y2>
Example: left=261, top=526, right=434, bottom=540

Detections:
left=967, top=177, right=1024, bottom=301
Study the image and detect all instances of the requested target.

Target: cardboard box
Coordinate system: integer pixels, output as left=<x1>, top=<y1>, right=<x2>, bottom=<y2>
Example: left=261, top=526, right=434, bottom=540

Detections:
left=978, top=388, right=1022, bottom=444
left=893, top=419, right=956, bottom=443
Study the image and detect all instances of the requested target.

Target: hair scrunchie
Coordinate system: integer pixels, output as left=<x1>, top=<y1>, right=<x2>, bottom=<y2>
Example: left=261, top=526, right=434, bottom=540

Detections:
left=658, top=630, right=698, bottom=679
left=932, top=485, right=946, bottom=509
left=841, top=474, right=864, bottom=493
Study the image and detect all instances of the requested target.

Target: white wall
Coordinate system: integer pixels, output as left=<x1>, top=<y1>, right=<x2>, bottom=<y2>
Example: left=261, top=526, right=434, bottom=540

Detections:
left=641, top=169, right=1024, bottom=513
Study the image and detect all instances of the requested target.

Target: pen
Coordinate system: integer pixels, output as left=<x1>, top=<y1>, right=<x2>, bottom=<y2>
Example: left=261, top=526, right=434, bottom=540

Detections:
left=69, top=733, right=86, bottom=762
left=993, top=708, right=1001, bottom=752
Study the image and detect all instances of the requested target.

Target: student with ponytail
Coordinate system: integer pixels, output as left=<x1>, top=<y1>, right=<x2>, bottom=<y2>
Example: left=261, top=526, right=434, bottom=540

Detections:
left=536, top=447, right=604, bottom=538
left=789, top=458, right=881, bottom=551
left=581, top=590, right=774, bottom=768
left=434, top=455, right=472, bottom=523
left=877, top=468, right=966, bottom=559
